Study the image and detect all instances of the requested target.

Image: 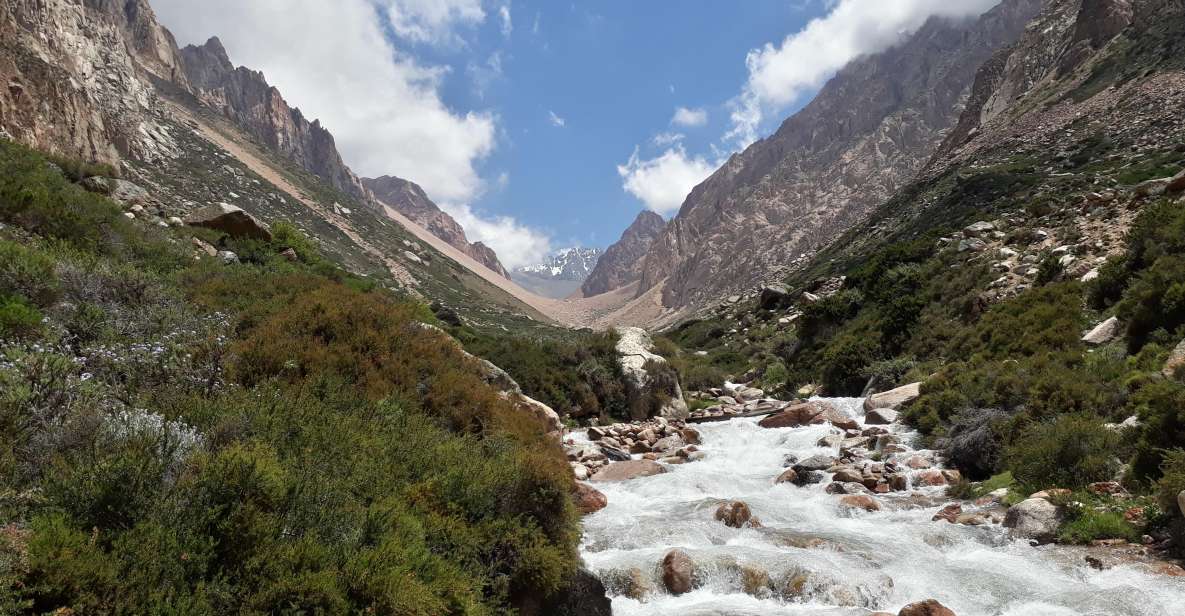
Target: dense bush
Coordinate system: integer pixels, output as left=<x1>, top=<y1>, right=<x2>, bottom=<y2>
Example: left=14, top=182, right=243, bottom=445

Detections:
left=1004, top=415, right=1121, bottom=491
left=0, top=139, right=579, bottom=613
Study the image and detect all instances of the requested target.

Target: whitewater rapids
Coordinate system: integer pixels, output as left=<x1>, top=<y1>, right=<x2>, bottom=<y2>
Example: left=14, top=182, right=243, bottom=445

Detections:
left=577, top=398, right=1185, bottom=615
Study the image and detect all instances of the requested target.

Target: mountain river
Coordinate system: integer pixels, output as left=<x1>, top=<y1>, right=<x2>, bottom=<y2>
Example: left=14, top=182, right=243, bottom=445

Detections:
left=576, top=398, right=1185, bottom=615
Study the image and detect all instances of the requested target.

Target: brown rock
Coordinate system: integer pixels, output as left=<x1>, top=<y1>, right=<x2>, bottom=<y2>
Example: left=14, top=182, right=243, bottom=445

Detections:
left=833, top=468, right=864, bottom=483
left=680, top=427, right=702, bottom=445
left=661, top=550, right=695, bottom=595
left=864, top=382, right=921, bottom=412
left=590, top=460, right=667, bottom=482
left=573, top=482, right=608, bottom=515
left=899, top=599, right=957, bottom=616
left=933, top=503, right=962, bottom=523
left=775, top=469, right=799, bottom=484
left=913, top=470, right=947, bottom=486
left=839, top=494, right=882, bottom=512
left=758, top=402, right=827, bottom=428
left=715, top=501, right=755, bottom=528
left=741, top=565, right=771, bottom=597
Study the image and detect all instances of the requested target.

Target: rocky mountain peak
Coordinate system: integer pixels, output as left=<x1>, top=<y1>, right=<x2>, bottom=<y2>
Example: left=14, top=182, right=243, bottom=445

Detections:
left=362, top=175, right=510, bottom=278
left=512, top=247, right=604, bottom=299
left=581, top=210, right=667, bottom=298
left=624, top=0, right=1043, bottom=313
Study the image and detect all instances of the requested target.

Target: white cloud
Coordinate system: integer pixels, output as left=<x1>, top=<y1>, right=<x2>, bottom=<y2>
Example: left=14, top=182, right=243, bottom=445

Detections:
left=498, top=4, right=513, bottom=38
left=652, top=132, right=684, bottom=147
left=726, top=0, right=1001, bottom=148
left=671, top=106, right=708, bottom=127
left=617, top=145, right=716, bottom=215
left=384, top=0, right=486, bottom=46
left=548, top=110, right=566, bottom=128
left=440, top=204, right=552, bottom=269
left=153, top=0, right=495, bottom=206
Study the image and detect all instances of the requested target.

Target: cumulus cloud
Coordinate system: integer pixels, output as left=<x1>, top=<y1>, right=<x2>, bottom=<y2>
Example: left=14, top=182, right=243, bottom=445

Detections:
left=384, top=0, right=486, bottom=46
left=617, top=145, right=716, bottom=215
left=154, top=0, right=556, bottom=269
left=441, top=204, right=552, bottom=269
left=671, top=106, right=708, bottom=127
left=548, top=110, right=566, bottom=128
left=726, top=0, right=1001, bottom=148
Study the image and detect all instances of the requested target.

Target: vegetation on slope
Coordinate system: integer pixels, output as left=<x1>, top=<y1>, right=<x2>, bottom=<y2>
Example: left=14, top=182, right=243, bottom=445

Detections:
left=0, top=139, right=579, bottom=614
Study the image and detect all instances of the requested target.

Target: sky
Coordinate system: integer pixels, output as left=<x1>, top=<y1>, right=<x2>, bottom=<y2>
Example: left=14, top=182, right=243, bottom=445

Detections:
left=152, top=0, right=1001, bottom=268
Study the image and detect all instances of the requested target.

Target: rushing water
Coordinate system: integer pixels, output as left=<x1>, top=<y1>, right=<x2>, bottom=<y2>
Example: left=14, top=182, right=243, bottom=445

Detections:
left=578, top=398, right=1185, bottom=615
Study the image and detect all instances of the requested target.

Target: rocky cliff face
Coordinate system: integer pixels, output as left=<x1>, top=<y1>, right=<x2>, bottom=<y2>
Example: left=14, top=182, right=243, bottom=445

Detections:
left=582, top=210, right=666, bottom=297
left=180, top=37, right=368, bottom=201
left=0, top=0, right=183, bottom=165
left=362, top=175, right=509, bottom=278
left=631, top=0, right=1043, bottom=312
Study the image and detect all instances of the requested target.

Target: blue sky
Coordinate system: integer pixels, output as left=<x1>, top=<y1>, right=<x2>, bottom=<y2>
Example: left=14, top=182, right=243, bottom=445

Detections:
left=422, top=1, right=831, bottom=249
left=153, top=0, right=1002, bottom=267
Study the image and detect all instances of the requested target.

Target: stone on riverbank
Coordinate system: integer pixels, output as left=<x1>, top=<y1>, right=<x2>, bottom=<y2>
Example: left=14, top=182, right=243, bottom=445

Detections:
left=1004, top=498, right=1063, bottom=543
left=573, top=482, right=608, bottom=515
left=864, top=382, right=921, bottom=411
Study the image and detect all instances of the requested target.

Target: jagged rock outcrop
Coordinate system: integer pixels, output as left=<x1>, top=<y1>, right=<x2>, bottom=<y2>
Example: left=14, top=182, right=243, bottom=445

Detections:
left=363, top=175, right=509, bottom=278
left=615, top=327, right=689, bottom=420
left=179, top=37, right=368, bottom=201
left=582, top=210, right=666, bottom=297
left=630, top=0, right=1042, bottom=312
left=513, top=247, right=602, bottom=299
left=0, top=0, right=183, bottom=165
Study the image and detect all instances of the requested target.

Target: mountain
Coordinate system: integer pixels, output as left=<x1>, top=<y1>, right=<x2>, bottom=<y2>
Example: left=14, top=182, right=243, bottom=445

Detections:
left=581, top=211, right=666, bottom=298
left=626, top=0, right=1043, bottom=315
left=179, top=37, right=368, bottom=202
left=511, top=247, right=603, bottom=299
left=0, top=0, right=543, bottom=329
left=362, top=175, right=510, bottom=278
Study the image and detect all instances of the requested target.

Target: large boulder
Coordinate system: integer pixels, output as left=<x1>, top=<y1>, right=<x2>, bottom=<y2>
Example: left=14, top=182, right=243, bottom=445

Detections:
left=573, top=482, right=608, bottom=515
left=82, top=176, right=151, bottom=206
left=759, top=284, right=791, bottom=310
left=864, top=382, right=921, bottom=412
left=898, top=599, right=957, bottom=616
left=520, top=567, right=612, bottom=616
left=590, top=459, right=667, bottom=482
left=615, top=327, right=689, bottom=420
left=758, top=402, right=827, bottom=428
left=661, top=550, right=695, bottom=595
left=865, top=408, right=899, bottom=425
left=1003, top=498, right=1064, bottom=544
left=184, top=203, right=272, bottom=241
left=1082, top=316, right=1121, bottom=346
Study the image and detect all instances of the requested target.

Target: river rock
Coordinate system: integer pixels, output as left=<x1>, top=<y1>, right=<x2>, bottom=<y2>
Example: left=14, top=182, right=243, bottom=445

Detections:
left=1082, top=316, right=1121, bottom=345
left=661, top=549, right=695, bottom=595
left=741, top=564, right=772, bottom=597
left=184, top=203, right=272, bottom=241
left=821, top=406, right=859, bottom=431
left=899, top=599, right=957, bottom=616
left=573, top=482, right=608, bottom=515
left=864, top=382, right=921, bottom=411
left=833, top=468, right=864, bottom=483
left=794, top=455, right=837, bottom=472
left=759, top=402, right=827, bottom=428
left=933, top=503, right=962, bottom=523
left=1004, top=498, right=1064, bottom=543
left=775, top=469, right=799, bottom=484
left=680, top=427, right=702, bottom=445
left=590, top=460, right=666, bottom=482
left=623, top=567, right=652, bottom=600
left=715, top=501, right=755, bottom=528
left=865, top=408, right=899, bottom=425
left=839, top=494, right=881, bottom=512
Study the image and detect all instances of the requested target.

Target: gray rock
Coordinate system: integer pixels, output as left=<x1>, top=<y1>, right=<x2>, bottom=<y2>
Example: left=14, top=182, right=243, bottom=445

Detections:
left=759, top=284, right=791, bottom=310
left=793, top=455, right=836, bottom=472
left=108, top=179, right=151, bottom=206
left=1003, top=497, right=1064, bottom=544
left=1163, top=339, right=1185, bottom=378
left=864, top=382, right=921, bottom=411
left=958, top=238, right=988, bottom=252
left=1082, top=316, right=1121, bottom=346
left=216, top=250, right=238, bottom=264
left=184, top=203, right=272, bottom=241
left=964, top=221, right=996, bottom=237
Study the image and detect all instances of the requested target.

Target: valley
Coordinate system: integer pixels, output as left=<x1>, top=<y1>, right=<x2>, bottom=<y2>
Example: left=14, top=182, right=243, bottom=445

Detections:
left=2, top=0, right=1185, bottom=614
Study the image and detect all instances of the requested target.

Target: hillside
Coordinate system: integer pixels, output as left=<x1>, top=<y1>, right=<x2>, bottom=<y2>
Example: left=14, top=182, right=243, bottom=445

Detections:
left=609, top=0, right=1043, bottom=318
left=659, top=0, right=1185, bottom=559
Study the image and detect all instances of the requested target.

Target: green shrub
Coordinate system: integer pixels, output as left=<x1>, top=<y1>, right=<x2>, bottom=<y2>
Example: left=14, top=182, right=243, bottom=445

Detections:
left=0, top=294, right=42, bottom=339
left=1005, top=415, right=1121, bottom=490
left=1156, top=449, right=1185, bottom=517
left=1058, top=508, right=1140, bottom=544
